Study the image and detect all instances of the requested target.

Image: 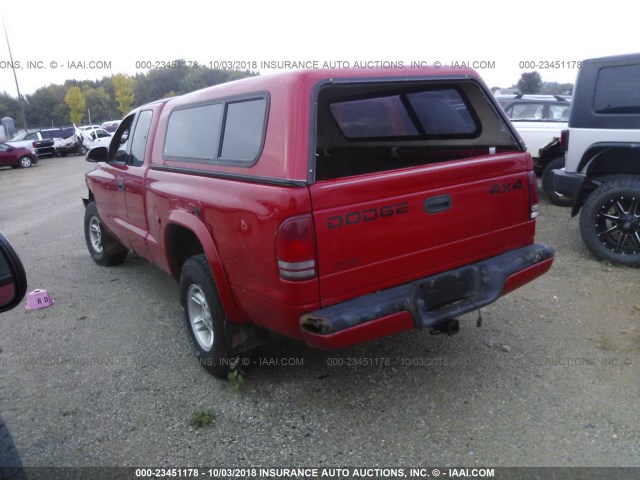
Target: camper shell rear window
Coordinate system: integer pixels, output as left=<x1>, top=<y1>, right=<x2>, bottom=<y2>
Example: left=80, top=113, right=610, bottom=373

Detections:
left=314, top=80, right=519, bottom=181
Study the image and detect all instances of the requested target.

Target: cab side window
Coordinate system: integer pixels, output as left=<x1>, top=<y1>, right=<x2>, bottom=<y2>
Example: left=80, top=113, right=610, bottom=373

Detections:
left=111, top=114, right=135, bottom=163
left=130, top=110, right=153, bottom=167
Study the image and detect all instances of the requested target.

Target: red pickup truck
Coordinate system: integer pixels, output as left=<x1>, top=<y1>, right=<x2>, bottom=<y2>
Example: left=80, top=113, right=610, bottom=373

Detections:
left=83, top=67, right=554, bottom=378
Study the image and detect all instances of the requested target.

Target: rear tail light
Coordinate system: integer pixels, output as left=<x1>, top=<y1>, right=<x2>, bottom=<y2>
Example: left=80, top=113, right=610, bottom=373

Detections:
left=276, top=215, right=317, bottom=281
left=560, top=129, right=569, bottom=151
left=528, top=171, right=539, bottom=219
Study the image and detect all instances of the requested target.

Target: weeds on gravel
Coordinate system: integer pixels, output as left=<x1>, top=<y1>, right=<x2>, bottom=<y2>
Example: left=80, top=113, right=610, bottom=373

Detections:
left=600, top=260, right=623, bottom=270
left=228, top=362, right=246, bottom=391
left=189, top=410, right=216, bottom=428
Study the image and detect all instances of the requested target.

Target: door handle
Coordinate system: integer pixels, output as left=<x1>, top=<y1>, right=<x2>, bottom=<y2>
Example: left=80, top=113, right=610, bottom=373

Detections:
left=117, top=177, right=124, bottom=192
left=424, top=195, right=452, bottom=214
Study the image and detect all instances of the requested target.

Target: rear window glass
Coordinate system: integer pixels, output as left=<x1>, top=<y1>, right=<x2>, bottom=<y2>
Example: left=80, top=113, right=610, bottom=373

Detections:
left=315, top=81, right=519, bottom=181
left=220, top=98, right=268, bottom=162
left=330, top=88, right=478, bottom=138
left=164, top=104, right=224, bottom=159
left=594, top=64, right=640, bottom=114
left=509, top=103, right=544, bottom=120
left=406, top=90, right=477, bottom=135
left=329, top=96, right=418, bottom=138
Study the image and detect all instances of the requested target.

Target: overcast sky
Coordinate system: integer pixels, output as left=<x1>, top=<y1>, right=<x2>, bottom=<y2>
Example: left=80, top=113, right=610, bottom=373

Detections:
left=1, top=0, right=638, bottom=97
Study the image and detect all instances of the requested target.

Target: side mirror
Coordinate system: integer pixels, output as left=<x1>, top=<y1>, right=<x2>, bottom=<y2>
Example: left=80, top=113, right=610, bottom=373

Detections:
left=0, top=233, right=27, bottom=313
left=6, top=146, right=14, bottom=152
left=86, top=146, right=109, bottom=163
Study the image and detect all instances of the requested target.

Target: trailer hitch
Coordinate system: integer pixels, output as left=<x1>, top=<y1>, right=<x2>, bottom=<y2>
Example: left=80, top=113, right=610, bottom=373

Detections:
left=429, top=318, right=460, bottom=336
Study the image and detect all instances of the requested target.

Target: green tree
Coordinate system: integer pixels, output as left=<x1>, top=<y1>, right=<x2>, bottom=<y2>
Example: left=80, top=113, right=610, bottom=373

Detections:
left=113, top=74, right=136, bottom=115
left=517, top=71, right=542, bottom=94
left=539, top=81, right=573, bottom=95
left=26, top=85, right=68, bottom=127
left=83, top=86, right=117, bottom=123
left=0, top=92, right=20, bottom=121
left=65, top=86, right=86, bottom=124
left=134, top=67, right=185, bottom=105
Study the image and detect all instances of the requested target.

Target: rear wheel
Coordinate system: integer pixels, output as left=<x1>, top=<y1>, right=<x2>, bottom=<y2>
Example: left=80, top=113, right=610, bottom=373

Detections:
left=18, top=156, right=32, bottom=168
left=83, top=202, right=128, bottom=266
left=541, top=156, right=571, bottom=206
left=580, top=176, right=640, bottom=266
left=180, top=254, right=232, bottom=378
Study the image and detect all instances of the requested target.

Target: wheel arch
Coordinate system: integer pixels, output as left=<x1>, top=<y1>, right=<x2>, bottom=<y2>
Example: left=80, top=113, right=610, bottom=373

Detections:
left=164, top=212, right=241, bottom=322
left=580, top=143, right=640, bottom=177
left=82, top=189, right=96, bottom=208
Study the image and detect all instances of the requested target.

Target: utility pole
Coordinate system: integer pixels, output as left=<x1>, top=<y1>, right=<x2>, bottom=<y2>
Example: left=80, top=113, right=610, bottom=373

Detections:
left=3, top=18, right=27, bottom=130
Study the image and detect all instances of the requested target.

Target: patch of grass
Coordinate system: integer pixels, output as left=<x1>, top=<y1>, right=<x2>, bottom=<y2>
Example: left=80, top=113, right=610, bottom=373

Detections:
left=228, top=367, right=246, bottom=391
left=600, top=260, right=623, bottom=270
left=189, top=410, right=216, bottom=428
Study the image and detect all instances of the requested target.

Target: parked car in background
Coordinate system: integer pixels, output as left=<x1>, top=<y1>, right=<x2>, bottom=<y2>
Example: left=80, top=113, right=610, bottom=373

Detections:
left=101, top=120, right=121, bottom=133
left=79, top=125, right=102, bottom=132
left=6, top=131, right=55, bottom=157
left=496, top=94, right=571, bottom=206
left=42, top=126, right=83, bottom=157
left=7, top=127, right=85, bottom=158
left=0, top=142, right=38, bottom=168
left=552, top=52, right=640, bottom=266
left=81, top=128, right=112, bottom=152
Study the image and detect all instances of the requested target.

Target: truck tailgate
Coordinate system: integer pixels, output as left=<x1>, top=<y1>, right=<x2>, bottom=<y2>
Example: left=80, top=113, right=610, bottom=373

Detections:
left=309, top=153, right=535, bottom=306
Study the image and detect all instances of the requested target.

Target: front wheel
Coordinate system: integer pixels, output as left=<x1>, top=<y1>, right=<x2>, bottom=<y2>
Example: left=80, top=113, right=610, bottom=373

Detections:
left=83, top=202, right=128, bottom=266
left=78, top=145, right=87, bottom=156
left=580, top=176, right=640, bottom=266
left=18, top=156, right=32, bottom=168
left=541, top=156, right=571, bottom=206
left=180, top=254, right=232, bottom=378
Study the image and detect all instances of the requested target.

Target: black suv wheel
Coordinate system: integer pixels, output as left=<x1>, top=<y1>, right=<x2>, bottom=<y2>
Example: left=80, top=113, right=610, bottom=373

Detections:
left=580, top=176, right=640, bottom=266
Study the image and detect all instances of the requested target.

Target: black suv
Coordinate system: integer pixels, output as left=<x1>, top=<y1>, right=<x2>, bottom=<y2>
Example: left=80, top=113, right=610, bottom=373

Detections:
left=553, top=53, right=640, bottom=266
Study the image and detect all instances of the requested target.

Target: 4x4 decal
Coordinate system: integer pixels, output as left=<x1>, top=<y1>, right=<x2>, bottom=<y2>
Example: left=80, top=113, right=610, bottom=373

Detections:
left=489, top=179, right=523, bottom=195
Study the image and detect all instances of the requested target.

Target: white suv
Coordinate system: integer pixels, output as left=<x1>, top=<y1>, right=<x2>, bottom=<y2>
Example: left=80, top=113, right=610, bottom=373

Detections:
left=497, top=95, right=571, bottom=205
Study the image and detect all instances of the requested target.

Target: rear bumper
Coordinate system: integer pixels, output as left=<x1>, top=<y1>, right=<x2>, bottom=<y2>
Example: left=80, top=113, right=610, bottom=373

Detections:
left=552, top=169, right=584, bottom=197
left=300, top=243, right=554, bottom=349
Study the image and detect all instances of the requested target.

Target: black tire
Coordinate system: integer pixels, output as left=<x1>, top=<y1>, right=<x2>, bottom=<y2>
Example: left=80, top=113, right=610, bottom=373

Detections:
left=84, top=202, right=128, bottom=266
left=17, top=156, right=32, bottom=168
left=0, top=415, right=27, bottom=480
left=541, top=156, right=572, bottom=207
left=180, top=254, right=231, bottom=378
left=580, top=176, right=640, bottom=267
left=78, top=145, right=87, bottom=156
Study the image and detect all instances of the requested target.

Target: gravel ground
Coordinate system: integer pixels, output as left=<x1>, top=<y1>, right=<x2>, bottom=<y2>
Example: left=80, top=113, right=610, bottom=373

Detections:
left=0, top=156, right=638, bottom=467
